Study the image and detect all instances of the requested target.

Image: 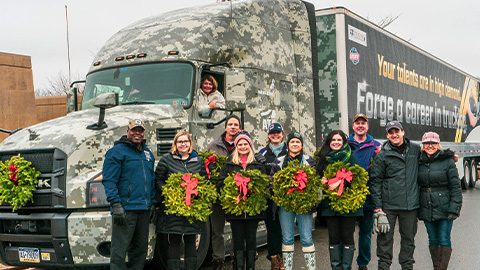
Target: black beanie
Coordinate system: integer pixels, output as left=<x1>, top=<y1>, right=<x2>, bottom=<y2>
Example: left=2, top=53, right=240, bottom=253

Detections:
left=287, top=131, right=303, bottom=145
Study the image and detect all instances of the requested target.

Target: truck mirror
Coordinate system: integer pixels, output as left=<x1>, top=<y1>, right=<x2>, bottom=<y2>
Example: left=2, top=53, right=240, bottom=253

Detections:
left=224, top=69, right=246, bottom=111
left=86, top=92, right=119, bottom=130
left=66, top=87, right=78, bottom=114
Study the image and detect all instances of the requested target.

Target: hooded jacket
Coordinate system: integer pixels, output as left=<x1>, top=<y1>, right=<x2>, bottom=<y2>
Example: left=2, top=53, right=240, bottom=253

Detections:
left=103, top=135, right=155, bottom=211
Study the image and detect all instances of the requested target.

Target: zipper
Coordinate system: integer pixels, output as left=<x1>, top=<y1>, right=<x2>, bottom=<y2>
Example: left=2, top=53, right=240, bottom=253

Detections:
left=142, top=151, right=148, bottom=208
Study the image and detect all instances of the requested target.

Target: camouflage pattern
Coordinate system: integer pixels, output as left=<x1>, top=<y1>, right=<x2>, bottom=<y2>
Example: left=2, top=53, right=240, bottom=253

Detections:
left=315, top=13, right=340, bottom=143
left=0, top=0, right=319, bottom=265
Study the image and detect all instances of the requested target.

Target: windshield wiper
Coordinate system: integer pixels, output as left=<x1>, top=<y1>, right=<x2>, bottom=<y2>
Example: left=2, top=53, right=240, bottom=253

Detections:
left=121, top=101, right=156, bottom=105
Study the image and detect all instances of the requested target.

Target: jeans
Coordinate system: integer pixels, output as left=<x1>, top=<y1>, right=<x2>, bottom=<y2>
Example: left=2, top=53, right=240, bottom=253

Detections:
left=230, top=219, right=259, bottom=252
left=326, top=216, right=356, bottom=245
left=377, top=209, right=417, bottom=270
left=110, top=211, right=150, bottom=270
left=424, top=219, right=453, bottom=248
left=278, top=207, right=313, bottom=248
left=167, top=234, right=197, bottom=259
left=357, top=208, right=374, bottom=267
left=265, top=200, right=282, bottom=258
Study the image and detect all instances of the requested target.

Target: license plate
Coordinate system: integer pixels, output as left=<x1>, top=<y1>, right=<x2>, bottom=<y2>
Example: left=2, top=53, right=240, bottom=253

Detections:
left=18, top=247, right=40, bottom=263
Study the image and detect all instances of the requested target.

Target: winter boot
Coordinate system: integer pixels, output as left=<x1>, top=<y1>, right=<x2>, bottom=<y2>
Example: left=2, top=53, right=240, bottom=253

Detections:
left=438, top=246, right=452, bottom=270
left=184, top=257, right=197, bottom=270
left=246, top=250, right=256, bottom=270
left=429, top=246, right=441, bottom=270
left=270, top=255, right=285, bottom=270
left=302, top=245, right=316, bottom=270
left=167, top=259, right=181, bottom=270
left=234, top=250, right=245, bottom=270
left=329, top=244, right=343, bottom=270
left=212, top=258, right=225, bottom=270
left=282, top=244, right=295, bottom=270
left=341, top=245, right=355, bottom=270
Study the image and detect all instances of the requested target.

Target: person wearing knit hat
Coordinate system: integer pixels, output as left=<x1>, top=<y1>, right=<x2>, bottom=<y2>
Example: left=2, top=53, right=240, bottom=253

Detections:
left=271, top=131, right=316, bottom=270
left=218, top=130, right=268, bottom=270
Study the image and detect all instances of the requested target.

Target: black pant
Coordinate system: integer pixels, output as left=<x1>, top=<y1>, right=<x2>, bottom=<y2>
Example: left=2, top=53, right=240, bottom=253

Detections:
left=230, top=219, right=259, bottom=252
left=168, top=234, right=197, bottom=259
left=326, top=216, right=356, bottom=245
left=265, top=200, right=282, bottom=258
left=110, top=210, right=150, bottom=270
left=377, top=209, right=418, bottom=270
left=210, top=203, right=226, bottom=261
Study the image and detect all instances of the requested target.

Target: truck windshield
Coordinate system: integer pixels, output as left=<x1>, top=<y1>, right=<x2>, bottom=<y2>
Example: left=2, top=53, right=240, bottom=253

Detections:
left=82, top=62, right=194, bottom=109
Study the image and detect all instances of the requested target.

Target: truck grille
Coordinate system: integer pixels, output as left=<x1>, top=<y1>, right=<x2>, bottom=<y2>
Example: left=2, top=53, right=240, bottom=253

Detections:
left=0, top=148, right=67, bottom=209
left=156, top=128, right=179, bottom=156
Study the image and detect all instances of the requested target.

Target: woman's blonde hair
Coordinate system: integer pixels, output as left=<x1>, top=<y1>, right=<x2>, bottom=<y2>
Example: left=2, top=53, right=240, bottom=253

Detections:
left=170, top=129, right=194, bottom=154
left=231, top=139, right=255, bottom=165
left=421, top=143, right=443, bottom=152
left=201, top=74, right=218, bottom=92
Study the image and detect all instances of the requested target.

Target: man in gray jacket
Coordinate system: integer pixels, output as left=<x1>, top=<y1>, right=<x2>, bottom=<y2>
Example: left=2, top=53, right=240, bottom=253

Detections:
left=370, top=121, right=420, bottom=270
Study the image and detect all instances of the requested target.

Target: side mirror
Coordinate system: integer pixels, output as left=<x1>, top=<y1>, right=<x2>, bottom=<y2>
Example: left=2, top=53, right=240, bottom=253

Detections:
left=87, top=93, right=118, bottom=130
left=67, top=80, right=86, bottom=113
left=224, top=69, right=246, bottom=111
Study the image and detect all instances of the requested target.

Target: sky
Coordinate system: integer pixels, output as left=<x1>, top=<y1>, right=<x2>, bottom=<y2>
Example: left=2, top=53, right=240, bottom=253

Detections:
left=2, top=0, right=480, bottom=91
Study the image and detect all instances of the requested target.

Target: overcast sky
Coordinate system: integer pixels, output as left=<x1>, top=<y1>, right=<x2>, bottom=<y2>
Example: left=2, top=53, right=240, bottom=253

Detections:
left=2, top=0, right=479, bottom=90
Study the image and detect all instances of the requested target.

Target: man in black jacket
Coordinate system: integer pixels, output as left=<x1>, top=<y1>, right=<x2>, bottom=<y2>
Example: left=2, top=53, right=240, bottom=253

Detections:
left=370, top=121, right=420, bottom=270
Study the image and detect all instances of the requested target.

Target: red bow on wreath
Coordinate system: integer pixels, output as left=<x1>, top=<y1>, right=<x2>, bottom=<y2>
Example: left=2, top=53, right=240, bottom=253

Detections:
left=287, top=169, right=308, bottom=194
left=204, top=155, right=217, bottom=179
left=181, top=174, right=199, bottom=207
left=327, top=167, right=353, bottom=196
left=8, top=164, right=18, bottom=185
left=234, top=173, right=250, bottom=204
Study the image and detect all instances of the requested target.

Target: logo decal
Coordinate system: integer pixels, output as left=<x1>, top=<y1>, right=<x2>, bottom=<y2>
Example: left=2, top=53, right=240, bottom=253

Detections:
left=349, top=47, right=360, bottom=65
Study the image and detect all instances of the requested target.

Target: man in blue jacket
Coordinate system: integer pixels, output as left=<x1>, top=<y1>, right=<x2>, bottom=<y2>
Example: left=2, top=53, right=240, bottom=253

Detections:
left=348, top=113, right=381, bottom=270
left=102, top=119, right=155, bottom=270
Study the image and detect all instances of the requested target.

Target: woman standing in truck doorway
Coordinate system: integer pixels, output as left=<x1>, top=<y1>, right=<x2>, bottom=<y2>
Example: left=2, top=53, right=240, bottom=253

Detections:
left=315, top=130, right=363, bottom=270
left=418, top=132, right=462, bottom=270
left=155, top=130, right=207, bottom=270
left=197, top=74, right=225, bottom=117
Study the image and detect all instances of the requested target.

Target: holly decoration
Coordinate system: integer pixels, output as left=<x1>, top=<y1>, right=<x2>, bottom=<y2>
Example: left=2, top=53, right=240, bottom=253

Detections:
left=220, top=169, right=270, bottom=216
left=162, top=172, right=218, bottom=223
left=272, top=160, right=322, bottom=214
left=0, top=155, right=40, bottom=211
left=321, top=161, right=369, bottom=214
left=198, top=151, right=227, bottom=180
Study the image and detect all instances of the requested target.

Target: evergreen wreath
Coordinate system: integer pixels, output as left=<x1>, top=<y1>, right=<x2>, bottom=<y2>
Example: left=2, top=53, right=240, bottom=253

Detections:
left=272, top=160, right=322, bottom=214
left=198, top=151, right=227, bottom=180
left=220, top=169, right=270, bottom=216
left=0, top=155, right=40, bottom=211
left=162, top=172, right=218, bottom=223
left=321, top=161, right=369, bottom=214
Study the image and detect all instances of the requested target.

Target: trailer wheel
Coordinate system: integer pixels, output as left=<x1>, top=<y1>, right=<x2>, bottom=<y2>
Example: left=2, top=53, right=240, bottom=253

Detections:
left=462, top=161, right=471, bottom=189
left=469, top=160, right=478, bottom=188
left=147, top=220, right=211, bottom=270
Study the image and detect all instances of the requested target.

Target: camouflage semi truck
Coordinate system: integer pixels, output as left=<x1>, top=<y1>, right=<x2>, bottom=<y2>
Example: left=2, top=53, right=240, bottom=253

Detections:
left=1, top=0, right=480, bottom=268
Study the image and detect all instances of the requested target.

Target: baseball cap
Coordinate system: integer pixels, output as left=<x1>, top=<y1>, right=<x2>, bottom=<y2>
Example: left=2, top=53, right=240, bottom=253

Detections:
left=422, top=132, right=440, bottom=143
left=268, top=122, right=284, bottom=134
left=353, top=113, right=368, bottom=122
left=128, top=119, right=145, bottom=130
left=385, top=120, right=403, bottom=132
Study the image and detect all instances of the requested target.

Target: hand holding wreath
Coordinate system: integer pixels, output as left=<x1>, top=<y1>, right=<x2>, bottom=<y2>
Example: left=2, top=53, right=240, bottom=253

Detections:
left=0, top=155, right=40, bottom=211
left=321, top=161, right=369, bottom=214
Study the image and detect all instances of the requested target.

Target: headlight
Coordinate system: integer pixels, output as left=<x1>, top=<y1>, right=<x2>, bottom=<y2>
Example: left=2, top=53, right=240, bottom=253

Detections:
left=87, top=173, right=109, bottom=207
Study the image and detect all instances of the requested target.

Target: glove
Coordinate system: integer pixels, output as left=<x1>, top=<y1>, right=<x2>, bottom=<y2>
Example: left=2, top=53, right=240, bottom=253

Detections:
left=254, top=153, right=266, bottom=163
left=447, top=213, right=458, bottom=220
left=373, top=211, right=390, bottom=234
left=111, top=203, right=127, bottom=226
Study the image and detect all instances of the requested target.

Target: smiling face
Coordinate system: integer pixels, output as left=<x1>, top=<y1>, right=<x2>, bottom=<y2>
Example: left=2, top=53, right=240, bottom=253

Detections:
left=330, top=134, right=344, bottom=151
left=353, top=118, right=369, bottom=137
left=175, top=135, right=191, bottom=156
left=127, top=127, right=145, bottom=144
left=225, top=118, right=240, bottom=140
left=201, top=79, right=214, bottom=95
left=236, top=139, right=251, bottom=156
left=268, top=131, right=284, bottom=145
left=386, top=128, right=405, bottom=146
left=423, top=142, right=439, bottom=156
left=288, top=138, right=303, bottom=156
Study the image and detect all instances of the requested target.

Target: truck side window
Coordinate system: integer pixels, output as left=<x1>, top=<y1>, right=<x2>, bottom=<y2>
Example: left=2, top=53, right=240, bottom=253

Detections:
left=197, top=73, right=226, bottom=118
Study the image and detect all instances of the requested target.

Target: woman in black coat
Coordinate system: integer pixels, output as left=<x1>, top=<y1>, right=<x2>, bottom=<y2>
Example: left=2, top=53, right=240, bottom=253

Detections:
left=418, top=132, right=462, bottom=270
left=218, top=131, right=268, bottom=270
left=155, top=130, right=207, bottom=270
left=315, top=130, right=361, bottom=270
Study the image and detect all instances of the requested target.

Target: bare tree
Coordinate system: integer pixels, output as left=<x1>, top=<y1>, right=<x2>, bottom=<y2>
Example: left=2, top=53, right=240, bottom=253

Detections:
left=35, top=71, right=84, bottom=96
left=377, top=14, right=401, bottom=29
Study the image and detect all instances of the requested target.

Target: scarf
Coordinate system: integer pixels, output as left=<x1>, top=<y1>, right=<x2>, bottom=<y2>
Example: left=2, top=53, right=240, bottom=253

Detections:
left=325, top=143, right=351, bottom=164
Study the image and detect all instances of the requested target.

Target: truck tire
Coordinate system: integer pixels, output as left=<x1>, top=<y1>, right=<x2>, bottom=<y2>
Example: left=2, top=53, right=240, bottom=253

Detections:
left=147, top=220, right=211, bottom=270
left=462, top=161, right=471, bottom=189
left=469, top=160, right=478, bottom=188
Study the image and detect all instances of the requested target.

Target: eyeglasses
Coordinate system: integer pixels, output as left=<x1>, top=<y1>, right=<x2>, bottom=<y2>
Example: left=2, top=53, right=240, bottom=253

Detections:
left=176, top=140, right=190, bottom=145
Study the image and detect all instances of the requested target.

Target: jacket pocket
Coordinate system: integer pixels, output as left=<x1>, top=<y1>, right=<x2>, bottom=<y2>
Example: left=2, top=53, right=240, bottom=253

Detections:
left=431, top=191, right=450, bottom=212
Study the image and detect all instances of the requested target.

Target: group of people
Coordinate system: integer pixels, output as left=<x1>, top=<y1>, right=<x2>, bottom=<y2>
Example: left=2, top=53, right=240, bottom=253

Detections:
left=102, top=112, right=462, bottom=270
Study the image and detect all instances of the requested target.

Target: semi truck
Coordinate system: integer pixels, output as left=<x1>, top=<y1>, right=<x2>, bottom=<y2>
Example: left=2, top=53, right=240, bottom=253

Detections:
left=1, top=0, right=479, bottom=268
